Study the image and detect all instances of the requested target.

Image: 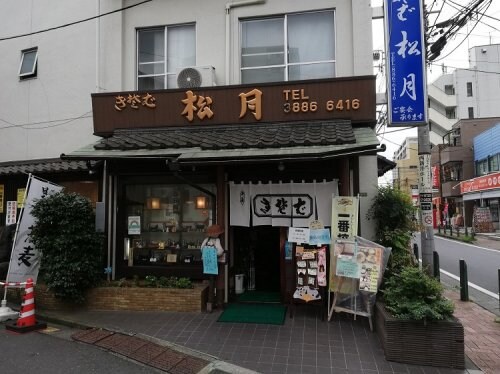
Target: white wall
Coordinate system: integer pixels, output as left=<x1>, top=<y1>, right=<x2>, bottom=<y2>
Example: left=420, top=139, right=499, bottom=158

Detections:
left=116, top=0, right=373, bottom=89
left=0, top=0, right=375, bottom=168
left=358, top=155, right=378, bottom=240
left=0, top=0, right=101, bottom=162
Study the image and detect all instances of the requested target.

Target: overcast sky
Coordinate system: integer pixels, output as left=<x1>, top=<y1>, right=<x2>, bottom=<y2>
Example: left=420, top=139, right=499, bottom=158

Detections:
left=372, top=0, right=500, bottom=185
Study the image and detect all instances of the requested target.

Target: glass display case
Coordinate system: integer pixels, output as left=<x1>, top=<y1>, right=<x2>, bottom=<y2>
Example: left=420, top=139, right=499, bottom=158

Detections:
left=124, top=183, right=214, bottom=267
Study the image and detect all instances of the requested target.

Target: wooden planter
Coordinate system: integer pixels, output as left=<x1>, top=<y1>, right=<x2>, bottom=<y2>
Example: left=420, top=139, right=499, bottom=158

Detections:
left=24, top=283, right=209, bottom=313
left=374, top=301, right=465, bottom=369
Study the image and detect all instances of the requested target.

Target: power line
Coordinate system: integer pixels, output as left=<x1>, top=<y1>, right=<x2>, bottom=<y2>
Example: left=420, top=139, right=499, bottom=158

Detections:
left=0, top=112, right=93, bottom=131
left=0, top=0, right=152, bottom=42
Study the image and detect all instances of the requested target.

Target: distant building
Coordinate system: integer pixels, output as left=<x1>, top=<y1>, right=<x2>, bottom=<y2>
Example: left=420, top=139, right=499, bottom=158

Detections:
left=428, top=44, right=500, bottom=146
left=393, top=137, right=419, bottom=199
left=431, top=118, right=500, bottom=228
left=460, top=124, right=500, bottom=231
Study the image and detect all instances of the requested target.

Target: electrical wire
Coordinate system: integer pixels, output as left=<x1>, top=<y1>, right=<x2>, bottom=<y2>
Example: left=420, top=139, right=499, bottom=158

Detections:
left=0, top=0, right=152, bottom=42
left=0, top=112, right=92, bottom=131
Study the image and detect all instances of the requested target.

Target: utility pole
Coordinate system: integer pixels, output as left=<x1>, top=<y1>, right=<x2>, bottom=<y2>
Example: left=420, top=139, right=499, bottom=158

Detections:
left=417, top=125, right=435, bottom=275
left=418, top=1, right=435, bottom=276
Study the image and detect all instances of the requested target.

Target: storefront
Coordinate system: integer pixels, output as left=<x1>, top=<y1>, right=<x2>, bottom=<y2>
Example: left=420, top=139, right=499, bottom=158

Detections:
left=461, top=172, right=500, bottom=232
left=63, top=76, right=382, bottom=303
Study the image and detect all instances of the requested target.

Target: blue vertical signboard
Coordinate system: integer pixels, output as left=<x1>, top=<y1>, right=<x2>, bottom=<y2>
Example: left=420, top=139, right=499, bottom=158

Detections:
left=385, top=0, right=428, bottom=126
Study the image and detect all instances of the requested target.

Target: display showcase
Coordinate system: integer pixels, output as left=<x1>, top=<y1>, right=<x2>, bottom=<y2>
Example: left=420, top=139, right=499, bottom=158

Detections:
left=124, top=183, right=215, bottom=268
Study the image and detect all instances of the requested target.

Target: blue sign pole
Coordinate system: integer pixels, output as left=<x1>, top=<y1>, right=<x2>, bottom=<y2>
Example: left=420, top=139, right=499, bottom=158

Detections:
left=384, top=0, right=428, bottom=127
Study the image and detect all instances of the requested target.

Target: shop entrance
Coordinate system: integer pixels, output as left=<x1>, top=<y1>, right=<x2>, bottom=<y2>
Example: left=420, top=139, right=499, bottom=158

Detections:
left=233, top=226, right=281, bottom=295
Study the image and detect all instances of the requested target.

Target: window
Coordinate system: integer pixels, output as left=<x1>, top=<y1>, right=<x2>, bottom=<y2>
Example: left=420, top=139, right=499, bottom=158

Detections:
left=466, top=82, right=473, bottom=97
left=241, top=10, right=335, bottom=84
left=445, top=108, right=456, bottom=119
left=137, top=24, right=195, bottom=90
left=124, top=183, right=216, bottom=267
left=19, top=48, right=38, bottom=79
left=489, top=154, right=499, bottom=172
left=444, top=84, right=455, bottom=95
left=468, top=107, right=474, bottom=119
left=476, top=159, right=488, bottom=176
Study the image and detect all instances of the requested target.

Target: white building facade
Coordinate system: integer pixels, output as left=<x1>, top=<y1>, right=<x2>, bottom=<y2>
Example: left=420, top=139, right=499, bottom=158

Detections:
left=1, top=1, right=382, bottom=298
left=428, top=44, right=500, bottom=146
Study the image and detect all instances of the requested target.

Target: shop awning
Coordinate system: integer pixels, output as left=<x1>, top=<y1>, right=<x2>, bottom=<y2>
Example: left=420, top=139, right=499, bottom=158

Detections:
left=62, top=121, right=381, bottom=164
left=0, top=158, right=88, bottom=176
left=463, top=189, right=500, bottom=201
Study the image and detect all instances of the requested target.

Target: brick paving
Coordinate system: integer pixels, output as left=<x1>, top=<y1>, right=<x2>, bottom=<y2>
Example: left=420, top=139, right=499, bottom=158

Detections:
left=445, top=290, right=500, bottom=374
left=72, top=328, right=211, bottom=373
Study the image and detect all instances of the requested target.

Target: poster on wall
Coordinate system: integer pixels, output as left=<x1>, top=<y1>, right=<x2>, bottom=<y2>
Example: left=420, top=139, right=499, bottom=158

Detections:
left=0, top=184, right=4, bottom=213
left=288, top=227, right=310, bottom=244
left=17, top=188, right=26, bottom=209
left=6, top=201, right=17, bottom=225
left=128, top=216, right=141, bottom=235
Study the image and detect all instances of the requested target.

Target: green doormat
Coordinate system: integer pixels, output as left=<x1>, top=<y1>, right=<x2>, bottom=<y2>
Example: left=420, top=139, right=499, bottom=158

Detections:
left=236, top=291, right=281, bottom=303
left=217, top=303, right=287, bottom=325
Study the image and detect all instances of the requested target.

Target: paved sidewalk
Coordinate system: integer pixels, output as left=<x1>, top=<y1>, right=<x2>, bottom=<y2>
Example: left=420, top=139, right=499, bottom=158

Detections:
left=3, top=234, right=499, bottom=373
left=444, top=290, right=500, bottom=374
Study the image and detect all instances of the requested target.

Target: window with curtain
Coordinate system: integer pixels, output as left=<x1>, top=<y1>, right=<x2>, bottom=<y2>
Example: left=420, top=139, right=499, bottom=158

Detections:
left=137, top=24, right=195, bottom=90
left=240, top=11, right=335, bottom=84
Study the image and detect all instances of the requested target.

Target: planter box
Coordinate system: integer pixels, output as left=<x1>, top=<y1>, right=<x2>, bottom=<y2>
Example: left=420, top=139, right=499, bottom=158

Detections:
left=374, top=301, right=465, bottom=369
left=12, top=283, right=209, bottom=313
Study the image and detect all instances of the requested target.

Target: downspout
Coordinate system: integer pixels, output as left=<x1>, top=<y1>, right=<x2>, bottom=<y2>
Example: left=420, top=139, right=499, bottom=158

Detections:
left=95, top=0, right=100, bottom=93
left=225, top=0, right=266, bottom=84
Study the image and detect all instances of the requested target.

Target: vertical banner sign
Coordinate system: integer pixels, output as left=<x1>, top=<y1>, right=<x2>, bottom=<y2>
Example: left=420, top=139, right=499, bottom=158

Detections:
left=331, top=196, right=359, bottom=240
left=0, top=184, right=4, bottom=213
left=384, top=0, right=428, bottom=126
left=418, top=154, right=433, bottom=227
left=7, top=176, right=63, bottom=284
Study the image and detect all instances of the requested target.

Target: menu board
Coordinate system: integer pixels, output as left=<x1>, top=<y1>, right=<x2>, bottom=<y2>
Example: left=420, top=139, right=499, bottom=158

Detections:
left=293, top=245, right=327, bottom=302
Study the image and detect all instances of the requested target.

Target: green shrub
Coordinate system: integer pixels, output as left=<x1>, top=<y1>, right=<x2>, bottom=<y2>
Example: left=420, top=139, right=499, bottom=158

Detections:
left=142, top=275, right=193, bottom=289
left=30, top=192, right=103, bottom=304
left=367, top=186, right=417, bottom=279
left=144, top=275, right=158, bottom=287
left=383, top=266, right=454, bottom=321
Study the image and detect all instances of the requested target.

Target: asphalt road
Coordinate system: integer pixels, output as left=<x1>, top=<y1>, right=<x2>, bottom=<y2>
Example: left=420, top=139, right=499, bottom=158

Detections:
left=414, top=233, right=500, bottom=295
left=0, top=323, right=157, bottom=374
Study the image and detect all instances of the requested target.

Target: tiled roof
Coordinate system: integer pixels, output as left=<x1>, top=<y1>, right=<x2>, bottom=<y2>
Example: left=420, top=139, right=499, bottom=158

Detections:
left=94, top=121, right=356, bottom=151
left=0, top=158, right=88, bottom=176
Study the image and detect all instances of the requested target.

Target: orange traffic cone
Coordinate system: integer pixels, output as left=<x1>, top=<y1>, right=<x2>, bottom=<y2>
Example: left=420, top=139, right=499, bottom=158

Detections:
left=6, top=278, right=46, bottom=333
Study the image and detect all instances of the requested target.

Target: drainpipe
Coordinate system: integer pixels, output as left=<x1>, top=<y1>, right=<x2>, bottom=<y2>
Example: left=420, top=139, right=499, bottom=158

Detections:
left=95, top=0, right=100, bottom=93
left=225, top=0, right=266, bottom=84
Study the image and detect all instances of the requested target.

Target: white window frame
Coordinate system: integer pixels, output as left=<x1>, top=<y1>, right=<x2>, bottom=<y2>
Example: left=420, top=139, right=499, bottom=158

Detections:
left=240, top=10, right=336, bottom=83
left=136, top=24, right=196, bottom=90
left=19, top=48, right=38, bottom=78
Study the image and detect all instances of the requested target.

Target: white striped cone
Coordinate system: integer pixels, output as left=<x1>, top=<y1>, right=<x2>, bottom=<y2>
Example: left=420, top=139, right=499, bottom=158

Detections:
left=17, top=278, right=36, bottom=327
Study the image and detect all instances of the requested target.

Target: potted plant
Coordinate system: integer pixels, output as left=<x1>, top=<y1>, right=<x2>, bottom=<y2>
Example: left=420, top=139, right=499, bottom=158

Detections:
left=367, top=186, right=465, bottom=369
left=374, top=265, right=464, bottom=369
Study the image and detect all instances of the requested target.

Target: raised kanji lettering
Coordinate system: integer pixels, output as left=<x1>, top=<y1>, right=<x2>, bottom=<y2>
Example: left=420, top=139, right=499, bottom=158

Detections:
left=239, top=89, right=263, bottom=120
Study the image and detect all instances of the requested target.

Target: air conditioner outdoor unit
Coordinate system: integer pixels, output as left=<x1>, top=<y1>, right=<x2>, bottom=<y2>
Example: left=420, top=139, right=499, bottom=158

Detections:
left=175, top=66, right=216, bottom=89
